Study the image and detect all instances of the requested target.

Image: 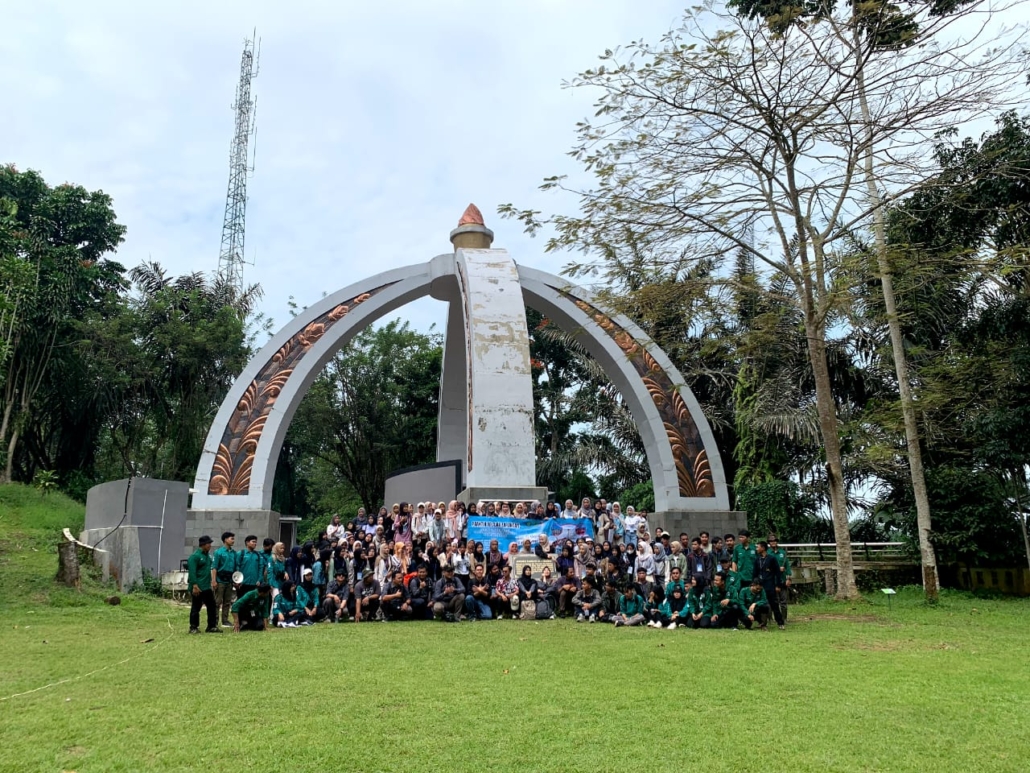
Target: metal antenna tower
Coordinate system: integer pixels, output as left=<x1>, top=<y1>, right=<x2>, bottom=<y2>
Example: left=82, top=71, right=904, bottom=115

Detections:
left=217, top=31, right=260, bottom=294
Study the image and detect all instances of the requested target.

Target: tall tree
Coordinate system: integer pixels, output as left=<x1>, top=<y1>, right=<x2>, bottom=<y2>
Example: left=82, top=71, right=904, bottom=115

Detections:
left=288, top=321, right=442, bottom=512
left=502, top=5, right=1023, bottom=598
left=0, top=166, right=126, bottom=483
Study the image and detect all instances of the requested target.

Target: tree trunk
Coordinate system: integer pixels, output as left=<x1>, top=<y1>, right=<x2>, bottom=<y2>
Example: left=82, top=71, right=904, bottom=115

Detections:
left=2, top=425, right=18, bottom=484
left=854, top=40, right=939, bottom=602
left=57, top=538, right=81, bottom=588
left=803, top=316, right=859, bottom=600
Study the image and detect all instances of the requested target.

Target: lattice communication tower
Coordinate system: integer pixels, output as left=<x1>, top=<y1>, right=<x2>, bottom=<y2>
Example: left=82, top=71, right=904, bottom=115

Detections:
left=217, top=32, right=260, bottom=293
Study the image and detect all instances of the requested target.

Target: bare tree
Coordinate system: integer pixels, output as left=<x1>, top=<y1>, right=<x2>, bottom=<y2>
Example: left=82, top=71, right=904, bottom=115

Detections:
left=502, top=1, right=1026, bottom=599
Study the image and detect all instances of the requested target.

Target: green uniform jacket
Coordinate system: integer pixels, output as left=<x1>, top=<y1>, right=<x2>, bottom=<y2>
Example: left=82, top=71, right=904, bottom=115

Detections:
left=732, top=543, right=757, bottom=582
left=703, top=584, right=738, bottom=617
left=272, top=593, right=297, bottom=618
left=664, top=579, right=686, bottom=598
left=770, top=547, right=792, bottom=583
left=231, top=589, right=270, bottom=618
left=738, top=586, right=769, bottom=613
left=724, top=569, right=741, bottom=598
left=187, top=549, right=212, bottom=591
left=619, top=594, right=646, bottom=616
left=238, top=548, right=265, bottom=585
left=268, top=558, right=287, bottom=590
left=685, top=587, right=706, bottom=616
left=213, top=545, right=238, bottom=583
left=297, top=585, right=320, bottom=611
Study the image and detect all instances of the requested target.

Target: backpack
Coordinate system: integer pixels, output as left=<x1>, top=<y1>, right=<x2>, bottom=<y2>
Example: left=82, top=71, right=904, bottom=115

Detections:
left=535, top=597, right=554, bottom=619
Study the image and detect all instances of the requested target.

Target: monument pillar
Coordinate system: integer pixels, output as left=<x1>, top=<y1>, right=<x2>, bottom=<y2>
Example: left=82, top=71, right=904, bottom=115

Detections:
left=442, top=205, right=546, bottom=505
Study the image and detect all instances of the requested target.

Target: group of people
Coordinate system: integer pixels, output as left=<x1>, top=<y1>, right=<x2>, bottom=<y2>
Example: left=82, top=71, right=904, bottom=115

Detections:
left=185, top=497, right=793, bottom=633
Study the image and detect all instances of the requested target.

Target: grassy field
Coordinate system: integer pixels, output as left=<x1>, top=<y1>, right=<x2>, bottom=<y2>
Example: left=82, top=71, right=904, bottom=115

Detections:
left=1, top=484, right=1029, bottom=773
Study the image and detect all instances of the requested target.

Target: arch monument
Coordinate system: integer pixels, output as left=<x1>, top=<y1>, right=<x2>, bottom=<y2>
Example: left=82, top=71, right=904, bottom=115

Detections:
left=183, top=206, right=743, bottom=562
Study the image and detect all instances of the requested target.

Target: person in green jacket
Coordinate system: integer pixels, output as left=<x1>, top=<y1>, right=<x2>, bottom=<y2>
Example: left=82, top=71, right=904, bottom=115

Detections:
left=665, top=566, right=687, bottom=599
left=296, top=567, right=323, bottom=623
left=683, top=575, right=708, bottom=629
left=732, top=529, right=757, bottom=584
left=768, top=534, right=792, bottom=622
left=237, top=535, right=264, bottom=597
left=739, top=579, right=772, bottom=630
left=231, top=584, right=271, bottom=632
left=653, top=585, right=689, bottom=629
left=212, top=531, right=238, bottom=627
left=718, top=555, right=741, bottom=597
left=702, top=572, right=742, bottom=629
left=614, top=583, right=646, bottom=627
left=272, top=581, right=303, bottom=627
left=187, top=535, right=220, bottom=634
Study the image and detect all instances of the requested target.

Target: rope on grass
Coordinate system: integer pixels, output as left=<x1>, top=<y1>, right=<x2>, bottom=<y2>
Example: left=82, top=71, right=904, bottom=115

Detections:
left=0, top=616, right=175, bottom=703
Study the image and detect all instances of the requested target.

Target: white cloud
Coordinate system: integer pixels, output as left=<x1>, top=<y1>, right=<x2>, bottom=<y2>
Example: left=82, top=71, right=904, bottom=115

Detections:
left=1, top=0, right=684, bottom=334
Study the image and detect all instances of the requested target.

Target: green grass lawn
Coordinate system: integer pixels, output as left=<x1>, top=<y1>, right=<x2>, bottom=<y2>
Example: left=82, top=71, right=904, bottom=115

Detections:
left=1, top=484, right=1029, bottom=773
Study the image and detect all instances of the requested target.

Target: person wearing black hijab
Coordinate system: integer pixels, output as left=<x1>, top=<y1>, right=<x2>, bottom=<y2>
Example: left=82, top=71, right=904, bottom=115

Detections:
left=285, top=546, right=305, bottom=586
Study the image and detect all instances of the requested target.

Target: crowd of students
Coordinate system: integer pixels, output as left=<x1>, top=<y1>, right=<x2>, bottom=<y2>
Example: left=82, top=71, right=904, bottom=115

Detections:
left=185, top=498, right=793, bottom=633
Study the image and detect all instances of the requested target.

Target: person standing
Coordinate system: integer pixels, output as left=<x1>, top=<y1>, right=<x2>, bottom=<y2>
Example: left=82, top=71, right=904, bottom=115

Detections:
left=732, top=530, right=757, bottom=586
left=212, top=531, right=237, bottom=628
left=753, top=541, right=785, bottom=629
left=768, top=534, right=792, bottom=622
left=237, top=535, right=263, bottom=598
left=187, top=535, right=219, bottom=634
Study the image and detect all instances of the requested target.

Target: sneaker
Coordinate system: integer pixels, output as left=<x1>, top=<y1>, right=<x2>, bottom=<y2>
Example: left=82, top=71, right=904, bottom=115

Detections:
left=205, top=627, right=223, bottom=634
left=778, top=624, right=785, bottom=630
left=576, top=614, right=585, bottom=622
left=549, top=614, right=556, bottom=620
left=221, top=621, right=231, bottom=628
left=300, top=620, right=313, bottom=626
left=614, top=619, right=624, bottom=628
left=666, top=622, right=676, bottom=630
left=588, top=615, right=596, bottom=623
left=188, top=627, right=201, bottom=634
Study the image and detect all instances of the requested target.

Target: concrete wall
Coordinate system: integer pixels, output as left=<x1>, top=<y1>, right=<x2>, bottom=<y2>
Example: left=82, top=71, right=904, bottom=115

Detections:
left=83, top=478, right=189, bottom=581
left=184, top=510, right=280, bottom=563
left=384, top=461, right=462, bottom=510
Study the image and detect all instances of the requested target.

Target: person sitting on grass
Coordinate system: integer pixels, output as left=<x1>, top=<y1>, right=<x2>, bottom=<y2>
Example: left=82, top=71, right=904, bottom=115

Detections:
left=407, top=565, right=433, bottom=620
left=702, top=572, right=742, bottom=629
left=231, top=584, right=271, bottom=632
left=352, top=569, right=382, bottom=622
left=433, top=564, right=465, bottom=622
left=382, top=569, right=412, bottom=620
left=323, top=569, right=350, bottom=622
left=652, top=584, right=688, bottom=629
left=614, top=582, right=647, bottom=627
left=297, top=568, right=323, bottom=623
left=557, top=567, right=581, bottom=618
left=187, top=534, right=218, bottom=634
left=596, top=579, right=622, bottom=623
left=684, top=575, right=708, bottom=629
left=465, top=564, right=493, bottom=620
left=572, top=576, right=602, bottom=622
left=492, top=565, right=520, bottom=620
left=517, top=564, right=539, bottom=607
left=273, top=581, right=304, bottom=627
left=739, top=578, right=772, bottom=630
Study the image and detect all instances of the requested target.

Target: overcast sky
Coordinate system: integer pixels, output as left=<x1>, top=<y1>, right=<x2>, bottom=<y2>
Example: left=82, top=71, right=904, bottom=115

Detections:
left=2, top=0, right=692, bottom=335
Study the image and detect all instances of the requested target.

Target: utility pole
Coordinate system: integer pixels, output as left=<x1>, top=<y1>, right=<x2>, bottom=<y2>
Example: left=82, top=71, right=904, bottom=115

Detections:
left=217, top=31, right=259, bottom=295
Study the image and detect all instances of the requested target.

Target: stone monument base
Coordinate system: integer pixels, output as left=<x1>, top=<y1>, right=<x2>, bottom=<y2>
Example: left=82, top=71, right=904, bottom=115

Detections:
left=184, top=509, right=280, bottom=563
left=651, top=510, right=748, bottom=541
left=458, top=486, right=549, bottom=507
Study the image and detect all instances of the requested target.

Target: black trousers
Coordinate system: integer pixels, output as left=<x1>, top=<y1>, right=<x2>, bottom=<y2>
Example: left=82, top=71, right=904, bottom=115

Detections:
left=742, top=604, right=771, bottom=629
left=190, top=589, right=217, bottom=630
left=761, top=585, right=785, bottom=625
left=239, top=612, right=265, bottom=631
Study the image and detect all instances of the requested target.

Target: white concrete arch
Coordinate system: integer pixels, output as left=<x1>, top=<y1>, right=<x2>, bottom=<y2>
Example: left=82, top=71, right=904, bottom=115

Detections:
left=192, top=252, right=729, bottom=515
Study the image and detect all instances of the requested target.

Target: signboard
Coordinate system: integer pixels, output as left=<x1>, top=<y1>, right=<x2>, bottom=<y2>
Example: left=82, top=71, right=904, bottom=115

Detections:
left=466, top=516, right=594, bottom=550
left=511, top=555, right=556, bottom=582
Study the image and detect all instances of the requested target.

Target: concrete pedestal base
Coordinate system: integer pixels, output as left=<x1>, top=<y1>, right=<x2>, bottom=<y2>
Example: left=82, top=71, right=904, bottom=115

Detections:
left=651, top=510, right=748, bottom=541
left=458, top=486, right=549, bottom=507
left=80, top=526, right=143, bottom=591
left=185, top=509, right=280, bottom=564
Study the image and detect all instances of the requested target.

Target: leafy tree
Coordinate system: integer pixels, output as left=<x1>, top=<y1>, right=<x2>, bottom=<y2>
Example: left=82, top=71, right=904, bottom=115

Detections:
left=286, top=321, right=441, bottom=512
left=501, top=4, right=1022, bottom=598
left=0, top=166, right=126, bottom=483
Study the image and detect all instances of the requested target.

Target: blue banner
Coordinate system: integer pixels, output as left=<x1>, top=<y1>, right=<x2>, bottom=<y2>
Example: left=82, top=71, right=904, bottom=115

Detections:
left=466, top=516, right=594, bottom=549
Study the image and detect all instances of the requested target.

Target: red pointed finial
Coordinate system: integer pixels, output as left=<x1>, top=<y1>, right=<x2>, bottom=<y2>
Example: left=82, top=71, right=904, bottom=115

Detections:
left=458, top=203, right=485, bottom=227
